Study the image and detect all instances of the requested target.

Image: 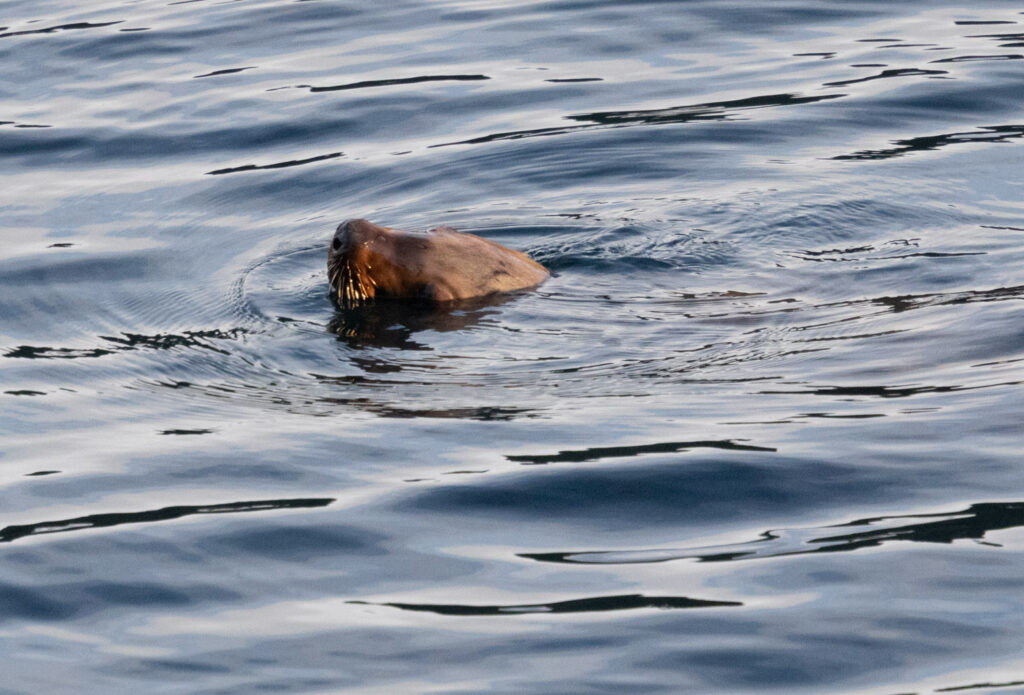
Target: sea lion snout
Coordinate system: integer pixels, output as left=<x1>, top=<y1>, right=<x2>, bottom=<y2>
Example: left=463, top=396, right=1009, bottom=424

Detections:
left=332, top=219, right=367, bottom=252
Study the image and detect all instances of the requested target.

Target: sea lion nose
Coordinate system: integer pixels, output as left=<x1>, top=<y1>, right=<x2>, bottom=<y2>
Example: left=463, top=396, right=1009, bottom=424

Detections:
left=334, top=218, right=373, bottom=250
left=333, top=221, right=354, bottom=251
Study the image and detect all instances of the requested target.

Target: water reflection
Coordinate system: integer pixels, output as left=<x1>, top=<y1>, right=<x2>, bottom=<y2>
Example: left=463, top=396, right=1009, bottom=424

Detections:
left=824, top=68, right=947, bottom=88
left=935, top=678, right=1024, bottom=693
left=965, top=31, right=1024, bottom=47
left=351, top=593, right=742, bottom=616
left=566, top=93, right=845, bottom=126
left=929, top=54, right=1023, bottom=63
left=3, top=0, right=1024, bottom=690
left=0, top=21, right=123, bottom=39
left=193, top=67, right=255, bottom=79
left=835, top=125, right=1024, bottom=160
left=0, top=498, right=334, bottom=544
left=507, top=439, right=777, bottom=465
left=327, top=294, right=511, bottom=349
left=302, top=74, right=490, bottom=93
left=759, top=382, right=1020, bottom=399
left=207, top=152, right=343, bottom=176
left=522, top=501, right=1024, bottom=565
left=3, top=329, right=244, bottom=360
left=434, top=92, right=845, bottom=148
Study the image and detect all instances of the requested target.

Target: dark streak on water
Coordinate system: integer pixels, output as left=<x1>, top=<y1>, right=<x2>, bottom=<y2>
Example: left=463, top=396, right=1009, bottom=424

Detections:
left=206, top=151, right=344, bottom=176
left=0, top=20, right=123, bottom=39
left=0, top=499, right=335, bottom=545
left=351, top=593, right=744, bottom=616
left=2, top=0, right=1024, bottom=693
left=506, top=439, right=778, bottom=465
left=193, top=66, right=255, bottom=79
left=522, top=502, right=1024, bottom=565
left=305, top=74, right=491, bottom=93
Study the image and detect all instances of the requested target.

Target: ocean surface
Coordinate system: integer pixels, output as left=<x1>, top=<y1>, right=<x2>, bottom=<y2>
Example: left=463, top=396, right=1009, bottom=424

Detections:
left=2, top=0, right=1024, bottom=692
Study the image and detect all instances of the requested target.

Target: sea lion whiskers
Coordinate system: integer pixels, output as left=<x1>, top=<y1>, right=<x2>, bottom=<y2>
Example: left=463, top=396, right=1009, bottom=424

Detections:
left=331, top=253, right=374, bottom=308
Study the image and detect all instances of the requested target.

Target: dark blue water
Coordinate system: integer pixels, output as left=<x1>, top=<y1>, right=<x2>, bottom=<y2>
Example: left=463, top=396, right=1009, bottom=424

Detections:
left=2, top=0, right=1024, bottom=692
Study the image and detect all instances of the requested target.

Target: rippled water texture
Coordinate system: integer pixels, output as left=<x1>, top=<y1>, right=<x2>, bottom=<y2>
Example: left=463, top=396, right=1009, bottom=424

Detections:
left=2, top=0, right=1024, bottom=692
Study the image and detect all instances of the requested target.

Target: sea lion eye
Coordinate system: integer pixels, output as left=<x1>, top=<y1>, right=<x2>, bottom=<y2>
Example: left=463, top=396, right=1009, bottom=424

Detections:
left=332, top=237, right=342, bottom=251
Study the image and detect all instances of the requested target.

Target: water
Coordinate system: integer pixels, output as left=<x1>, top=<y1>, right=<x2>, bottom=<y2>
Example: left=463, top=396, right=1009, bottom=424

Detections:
left=2, top=0, right=1024, bottom=692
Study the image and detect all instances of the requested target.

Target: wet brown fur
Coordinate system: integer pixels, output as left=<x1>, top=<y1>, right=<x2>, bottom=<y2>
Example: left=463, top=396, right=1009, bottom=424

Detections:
left=328, top=219, right=549, bottom=308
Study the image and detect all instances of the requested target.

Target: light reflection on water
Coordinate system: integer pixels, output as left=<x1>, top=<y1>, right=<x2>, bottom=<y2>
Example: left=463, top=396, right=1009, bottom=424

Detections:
left=1, top=0, right=1024, bottom=692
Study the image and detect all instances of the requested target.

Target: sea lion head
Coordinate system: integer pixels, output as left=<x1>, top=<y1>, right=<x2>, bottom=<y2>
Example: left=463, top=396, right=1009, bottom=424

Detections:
left=326, top=219, right=393, bottom=308
left=328, top=218, right=550, bottom=309
left=327, top=218, right=450, bottom=308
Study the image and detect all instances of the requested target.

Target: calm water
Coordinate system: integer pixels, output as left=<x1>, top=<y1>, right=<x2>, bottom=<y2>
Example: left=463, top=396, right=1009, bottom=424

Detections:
left=2, top=0, right=1024, bottom=692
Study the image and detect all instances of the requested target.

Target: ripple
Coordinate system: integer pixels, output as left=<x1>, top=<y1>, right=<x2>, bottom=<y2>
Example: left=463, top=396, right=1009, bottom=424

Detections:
left=930, top=54, right=1024, bottom=63
left=301, top=74, right=490, bottom=93
left=507, top=439, right=777, bottom=465
left=759, top=381, right=1021, bottom=399
left=966, top=31, right=1024, bottom=47
left=197, top=219, right=1021, bottom=421
left=0, top=21, right=123, bottom=39
left=351, top=593, right=742, bottom=616
left=835, top=125, right=1024, bottom=160
left=0, top=498, right=334, bottom=545
left=432, top=92, right=845, bottom=148
left=193, top=66, right=255, bottom=79
left=206, top=151, right=344, bottom=176
left=823, top=67, right=948, bottom=87
left=521, top=501, right=1024, bottom=565
left=3, top=329, right=245, bottom=361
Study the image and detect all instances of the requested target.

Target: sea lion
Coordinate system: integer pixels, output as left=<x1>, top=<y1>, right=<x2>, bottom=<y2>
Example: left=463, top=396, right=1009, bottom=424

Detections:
left=327, top=219, right=549, bottom=308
